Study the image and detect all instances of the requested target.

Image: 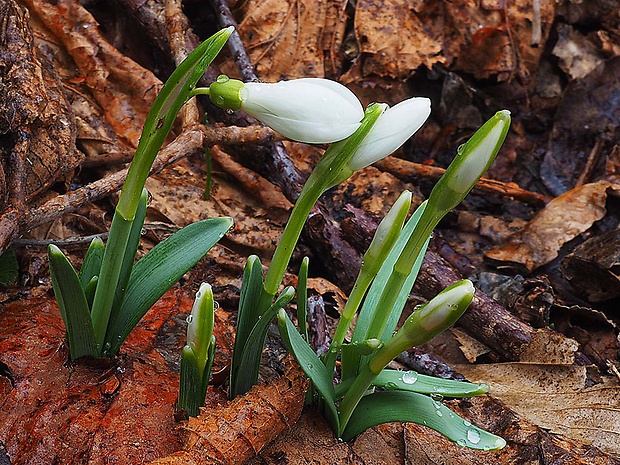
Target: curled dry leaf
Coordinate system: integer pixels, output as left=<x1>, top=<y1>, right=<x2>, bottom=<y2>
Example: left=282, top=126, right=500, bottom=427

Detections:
left=150, top=360, right=307, bottom=465
left=232, top=0, right=327, bottom=80
left=23, top=0, right=162, bottom=148
left=486, top=182, right=620, bottom=271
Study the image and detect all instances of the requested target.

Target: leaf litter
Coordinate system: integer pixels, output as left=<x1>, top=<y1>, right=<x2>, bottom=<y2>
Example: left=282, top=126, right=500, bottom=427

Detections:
left=1, top=0, right=620, bottom=463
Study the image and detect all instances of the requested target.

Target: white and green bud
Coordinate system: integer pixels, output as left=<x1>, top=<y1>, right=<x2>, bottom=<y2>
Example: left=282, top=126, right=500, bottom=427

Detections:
left=364, top=190, right=412, bottom=267
left=186, top=282, right=215, bottom=372
left=367, top=280, right=474, bottom=374
left=348, top=97, right=431, bottom=171
left=429, top=110, right=511, bottom=213
left=208, top=76, right=364, bottom=144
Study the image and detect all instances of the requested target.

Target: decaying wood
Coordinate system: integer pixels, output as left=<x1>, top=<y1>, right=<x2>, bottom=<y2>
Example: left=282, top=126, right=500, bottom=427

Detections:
left=150, top=361, right=307, bottom=465
left=0, top=0, right=81, bottom=252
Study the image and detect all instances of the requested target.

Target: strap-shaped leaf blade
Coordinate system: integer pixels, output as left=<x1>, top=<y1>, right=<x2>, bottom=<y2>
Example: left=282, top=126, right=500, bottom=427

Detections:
left=353, top=202, right=429, bottom=343
left=343, top=203, right=429, bottom=379
left=109, top=189, right=149, bottom=326
left=277, top=309, right=339, bottom=432
left=373, top=369, right=489, bottom=398
left=231, top=287, right=295, bottom=398
left=105, top=217, right=233, bottom=355
left=78, top=237, right=104, bottom=291
left=229, top=255, right=267, bottom=398
left=341, top=390, right=506, bottom=450
left=48, top=245, right=99, bottom=359
left=296, top=256, right=309, bottom=339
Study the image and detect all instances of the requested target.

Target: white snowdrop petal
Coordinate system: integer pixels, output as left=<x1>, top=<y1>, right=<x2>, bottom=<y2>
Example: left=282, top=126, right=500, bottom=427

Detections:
left=349, top=98, right=431, bottom=171
left=240, top=79, right=364, bottom=143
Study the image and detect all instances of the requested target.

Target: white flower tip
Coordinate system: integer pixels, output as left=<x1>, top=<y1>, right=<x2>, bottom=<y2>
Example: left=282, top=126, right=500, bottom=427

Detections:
left=418, top=280, right=474, bottom=333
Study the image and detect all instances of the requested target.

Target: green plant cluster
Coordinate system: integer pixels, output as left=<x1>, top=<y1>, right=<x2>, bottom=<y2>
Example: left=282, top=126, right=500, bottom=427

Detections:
left=48, top=28, right=508, bottom=449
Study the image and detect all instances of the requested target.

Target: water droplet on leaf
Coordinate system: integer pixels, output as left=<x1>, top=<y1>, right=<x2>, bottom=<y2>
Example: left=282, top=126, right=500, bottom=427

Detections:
left=466, top=429, right=481, bottom=445
left=401, top=371, right=418, bottom=385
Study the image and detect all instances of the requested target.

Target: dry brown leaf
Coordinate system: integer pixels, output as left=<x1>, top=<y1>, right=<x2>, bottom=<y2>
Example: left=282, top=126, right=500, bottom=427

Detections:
left=351, top=0, right=444, bottom=80
left=146, top=157, right=285, bottom=258
left=457, top=363, right=620, bottom=457
left=24, top=0, right=161, bottom=148
left=234, top=0, right=328, bottom=80
left=486, top=182, right=620, bottom=271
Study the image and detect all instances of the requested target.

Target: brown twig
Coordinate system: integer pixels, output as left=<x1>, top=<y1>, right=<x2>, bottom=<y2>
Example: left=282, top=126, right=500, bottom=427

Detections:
left=19, top=128, right=205, bottom=234
left=375, top=156, right=552, bottom=206
left=82, top=125, right=281, bottom=168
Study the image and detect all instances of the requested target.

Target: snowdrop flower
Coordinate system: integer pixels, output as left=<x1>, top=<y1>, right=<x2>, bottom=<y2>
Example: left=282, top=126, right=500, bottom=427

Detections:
left=207, top=76, right=364, bottom=143
left=348, top=97, right=431, bottom=171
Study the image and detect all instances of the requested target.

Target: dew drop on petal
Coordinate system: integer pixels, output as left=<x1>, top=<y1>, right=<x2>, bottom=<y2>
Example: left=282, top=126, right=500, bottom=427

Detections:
left=401, top=371, right=418, bottom=385
left=435, top=409, right=443, bottom=417
left=463, top=419, right=472, bottom=427
left=457, top=439, right=467, bottom=447
left=186, top=315, right=194, bottom=324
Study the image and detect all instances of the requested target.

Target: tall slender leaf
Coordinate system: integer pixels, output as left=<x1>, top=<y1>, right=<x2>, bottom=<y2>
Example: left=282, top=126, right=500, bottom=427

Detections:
left=277, top=309, right=339, bottom=431
left=373, top=369, right=489, bottom=398
left=78, top=237, right=104, bottom=291
left=297, top=257, right=310, bottom=339
left=229, top=255, right=268, bottom=398
left=231, top=287, right=295, bottom=397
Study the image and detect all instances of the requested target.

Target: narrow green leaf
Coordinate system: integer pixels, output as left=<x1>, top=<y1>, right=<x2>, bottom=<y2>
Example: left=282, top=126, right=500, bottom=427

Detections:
left=230, top=287, right=295, bottom=398
left=342, top=203, right=428, bottom=379
left=178, top=346, right=202, bottom=417
left=230, top=255, right=268, bottom=397
left=277, top=309, right=340, bottom=432
left=105, top=217, right=233, bottom=355
left=341, top=390, right=506, bottom=450
left=83, top=276, right=98, bottom=309
left=48, top=245, right=98, bottom=359
left=202, top=335, right=216, bottom=396
left=78, top=237, right=104, bottom=291
left=0, top=248, right=18, bottom=286
left=353, top=202, right=429, bottom=343
left=297, top=256, right=310, bottom=339
left=373, top=369, right=489, bottom=398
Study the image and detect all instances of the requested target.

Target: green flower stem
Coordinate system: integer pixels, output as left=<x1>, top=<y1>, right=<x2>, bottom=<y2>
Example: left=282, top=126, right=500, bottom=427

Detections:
left=325, top=191, right=410, bottom=374
left=363, top=207, right=441, bottom=341
left=324, top=267, right=375, bottom=375
left=262, top=104, right=385, bottom=298
left=88, top=28, right=233, bottom=349
left=90, top=212, right=134, bottom=348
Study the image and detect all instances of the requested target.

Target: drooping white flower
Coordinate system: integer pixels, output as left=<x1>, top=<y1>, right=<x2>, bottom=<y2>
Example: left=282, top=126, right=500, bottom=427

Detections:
left=348, top=97, right=431, bottom=171
left=208, top=76, right=364, bottom=144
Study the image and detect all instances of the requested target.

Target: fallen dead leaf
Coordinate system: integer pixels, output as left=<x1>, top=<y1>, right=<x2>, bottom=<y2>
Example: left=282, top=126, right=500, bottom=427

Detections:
left=486, top=182, right=620, bottom=271
left=457, top=363, right=620, bottom=457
